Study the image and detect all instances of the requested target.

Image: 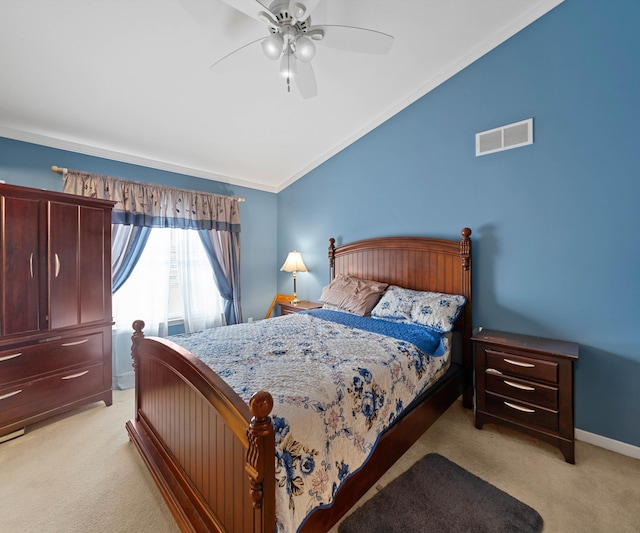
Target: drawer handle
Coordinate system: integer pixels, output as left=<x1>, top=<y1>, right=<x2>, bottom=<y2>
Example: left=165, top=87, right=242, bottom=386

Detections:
left=0, top=352, right=22, bottom=362
left=503, top=358, right=535, bottom=368
left=486, top=368, right=503, bottom=375
left=504, top=401, right=535, bottom=413
left=504, top=380, right=536, bottom=391
left=61, top=339, right=89, bottom=347
left=0, top=390, right=22, bottom=401
left=62, top=370, right=90, bottom=380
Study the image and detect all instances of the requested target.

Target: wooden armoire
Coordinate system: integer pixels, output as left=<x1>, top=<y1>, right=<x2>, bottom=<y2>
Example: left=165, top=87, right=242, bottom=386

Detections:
left=0, top=183, right=114, bottom=441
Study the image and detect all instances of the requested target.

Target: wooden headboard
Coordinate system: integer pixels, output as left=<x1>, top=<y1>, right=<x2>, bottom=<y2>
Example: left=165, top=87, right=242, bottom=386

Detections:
left=328, top=228, right=473, bottom=404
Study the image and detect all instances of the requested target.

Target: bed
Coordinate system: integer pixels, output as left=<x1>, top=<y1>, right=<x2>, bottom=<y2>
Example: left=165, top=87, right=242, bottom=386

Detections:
left=126, top=228, right=473, bottom=532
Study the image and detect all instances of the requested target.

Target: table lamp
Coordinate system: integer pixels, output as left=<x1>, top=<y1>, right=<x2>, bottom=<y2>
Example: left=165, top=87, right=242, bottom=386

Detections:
left=280, top=251, right=307, bottom=304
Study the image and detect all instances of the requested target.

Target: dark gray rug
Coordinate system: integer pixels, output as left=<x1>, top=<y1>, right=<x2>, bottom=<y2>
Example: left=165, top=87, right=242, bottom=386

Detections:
left=338, top=453, right=543, bottom=533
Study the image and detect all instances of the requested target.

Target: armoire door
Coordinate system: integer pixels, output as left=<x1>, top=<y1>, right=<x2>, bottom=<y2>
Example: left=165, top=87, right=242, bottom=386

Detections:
left=48, top=200, right=80, bottom=330
left=48, top=201, right=110, bottom=330
left=0, top=195, right=41, bottom=336
left=78, top=205, right=109, bottom=324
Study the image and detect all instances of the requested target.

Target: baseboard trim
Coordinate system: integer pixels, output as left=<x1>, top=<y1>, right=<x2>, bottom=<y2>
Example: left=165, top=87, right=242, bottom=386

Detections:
left=576, top=429, right=640, bottom=460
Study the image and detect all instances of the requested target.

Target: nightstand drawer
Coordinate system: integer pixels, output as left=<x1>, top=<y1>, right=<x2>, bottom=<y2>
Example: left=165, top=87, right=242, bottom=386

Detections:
left=486, top=392, right=558, bottom=433
left=486, top=349, right=558, bottom=383
left=485, top=371, right=558, bottom=410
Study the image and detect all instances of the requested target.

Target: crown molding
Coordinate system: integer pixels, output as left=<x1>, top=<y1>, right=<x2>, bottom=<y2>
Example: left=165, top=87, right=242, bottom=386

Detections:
left=0, top=125, right=278, bottom=194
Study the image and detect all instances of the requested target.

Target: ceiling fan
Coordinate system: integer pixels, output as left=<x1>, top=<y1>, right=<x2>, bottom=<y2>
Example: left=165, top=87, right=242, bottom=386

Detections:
left=212, top=0, right=394, bottom=99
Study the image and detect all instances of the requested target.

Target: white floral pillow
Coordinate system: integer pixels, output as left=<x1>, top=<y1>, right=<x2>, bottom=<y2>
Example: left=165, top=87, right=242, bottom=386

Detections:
left=370, top=285, right=466, bottom=332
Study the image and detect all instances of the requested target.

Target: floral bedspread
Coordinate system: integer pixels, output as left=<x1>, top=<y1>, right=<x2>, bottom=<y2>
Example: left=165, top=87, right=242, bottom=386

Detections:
left=170, top=310, right=451, bottom=532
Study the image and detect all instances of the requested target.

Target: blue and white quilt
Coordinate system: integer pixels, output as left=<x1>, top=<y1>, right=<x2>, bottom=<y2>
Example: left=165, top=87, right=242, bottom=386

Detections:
left=171, top=309, right=451, bottom=532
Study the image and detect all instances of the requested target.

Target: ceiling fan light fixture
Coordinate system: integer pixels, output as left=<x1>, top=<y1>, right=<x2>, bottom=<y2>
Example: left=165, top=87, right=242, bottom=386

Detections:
left=294, top=35, right=316, bottom=62
left=261, top=33, right=284, bottom=60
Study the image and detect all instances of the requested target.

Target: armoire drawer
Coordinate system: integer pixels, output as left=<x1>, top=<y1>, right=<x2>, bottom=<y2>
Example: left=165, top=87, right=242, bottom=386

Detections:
left=0, top=363, right=105, bottom=426
left=0, top=332, right=104, bottom=386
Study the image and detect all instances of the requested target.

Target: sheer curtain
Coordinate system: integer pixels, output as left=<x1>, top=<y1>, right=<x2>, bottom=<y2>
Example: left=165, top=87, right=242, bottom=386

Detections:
left=111, top=229, right=171, bottom=389
left=175, top=229, right=225, bottom=333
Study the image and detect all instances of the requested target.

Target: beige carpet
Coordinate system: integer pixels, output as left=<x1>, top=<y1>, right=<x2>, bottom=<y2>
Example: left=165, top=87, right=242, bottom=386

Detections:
left=0, top=389, right=638, bottom=532
left=0, top=390, right=178, bottom=533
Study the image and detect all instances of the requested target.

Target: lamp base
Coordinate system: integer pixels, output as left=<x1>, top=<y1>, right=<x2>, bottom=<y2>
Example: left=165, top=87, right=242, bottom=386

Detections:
left=290, top=272, right=300, bottom=304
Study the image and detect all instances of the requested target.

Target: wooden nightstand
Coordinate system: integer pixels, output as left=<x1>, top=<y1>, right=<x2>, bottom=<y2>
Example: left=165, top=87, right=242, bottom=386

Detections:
left=473, top=329, right=579, bottom=463
left=279, top=301, right=322, bottom=315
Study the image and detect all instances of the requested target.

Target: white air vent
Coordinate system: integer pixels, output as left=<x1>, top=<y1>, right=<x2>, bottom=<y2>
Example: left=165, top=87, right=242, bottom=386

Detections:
left=476, top=118, right=533, bottom=156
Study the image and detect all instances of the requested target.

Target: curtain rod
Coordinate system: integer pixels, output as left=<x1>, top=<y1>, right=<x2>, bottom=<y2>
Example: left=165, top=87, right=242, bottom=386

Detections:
left=51, top=165, right=68, bottom=176
left=50, top=165, right=245, bottom=202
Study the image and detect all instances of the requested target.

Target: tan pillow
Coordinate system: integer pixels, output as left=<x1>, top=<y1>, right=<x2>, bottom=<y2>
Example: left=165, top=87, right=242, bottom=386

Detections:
left=319, top=274, right=388, bottom=316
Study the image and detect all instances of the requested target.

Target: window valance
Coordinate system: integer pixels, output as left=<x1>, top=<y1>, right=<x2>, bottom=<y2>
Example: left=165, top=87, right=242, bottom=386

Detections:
left=63, top=170, right=241, bottom=232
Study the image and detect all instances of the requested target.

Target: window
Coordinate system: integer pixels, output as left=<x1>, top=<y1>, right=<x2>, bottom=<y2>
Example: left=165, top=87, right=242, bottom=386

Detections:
left=112, top=227, right=225, bottom=337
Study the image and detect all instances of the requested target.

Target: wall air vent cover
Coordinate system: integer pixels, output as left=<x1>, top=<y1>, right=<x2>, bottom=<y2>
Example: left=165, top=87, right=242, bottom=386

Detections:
left=476, top=118, right=533, bottom=156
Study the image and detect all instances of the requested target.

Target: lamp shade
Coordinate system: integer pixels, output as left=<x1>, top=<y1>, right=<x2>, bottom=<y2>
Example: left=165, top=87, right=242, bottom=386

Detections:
left=280, top=251, right=307, bottom=273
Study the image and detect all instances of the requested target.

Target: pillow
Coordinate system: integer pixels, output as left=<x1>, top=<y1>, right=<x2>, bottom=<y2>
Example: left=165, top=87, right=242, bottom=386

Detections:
left=321, top=302, right=346, bottom=312
left=319, top=274, right=388, bottom=316
left=370, top=285, right=466, bottom=332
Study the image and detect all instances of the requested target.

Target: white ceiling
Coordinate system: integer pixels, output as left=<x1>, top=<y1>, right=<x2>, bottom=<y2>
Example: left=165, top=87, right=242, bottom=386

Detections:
left=0, top=0, right=562, bottom=193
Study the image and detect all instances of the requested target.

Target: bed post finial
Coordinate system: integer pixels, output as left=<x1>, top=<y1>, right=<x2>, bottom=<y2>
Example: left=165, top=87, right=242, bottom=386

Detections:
left=328, top=238, right=336, bottom=278
left=246, top=390, right=275, bottom=510
left=460, top=228, right=471, bottom=271
left=131, top=320, right=145, bottom=370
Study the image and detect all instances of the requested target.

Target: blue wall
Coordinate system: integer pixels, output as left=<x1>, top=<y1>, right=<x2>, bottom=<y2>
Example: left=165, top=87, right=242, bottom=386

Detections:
left=278, top=0, right=640, bottom=448
left=0, top=137, right=279, bottom=322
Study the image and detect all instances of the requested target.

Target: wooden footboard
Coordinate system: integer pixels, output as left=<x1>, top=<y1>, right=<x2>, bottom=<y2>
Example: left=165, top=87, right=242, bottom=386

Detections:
left=125, top=320, right=275, bottom=533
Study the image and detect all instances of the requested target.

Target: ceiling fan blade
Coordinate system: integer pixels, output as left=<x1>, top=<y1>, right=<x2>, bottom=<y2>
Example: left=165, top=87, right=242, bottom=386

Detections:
left=289, top=0, right=320, bottom=22
left=295, top=60, right=317, bottom=99
left=209, top=36, right=265, bottom=69
left=315, top=25, right=394, bottom=55
left=219, top=0, right=277, bottom=23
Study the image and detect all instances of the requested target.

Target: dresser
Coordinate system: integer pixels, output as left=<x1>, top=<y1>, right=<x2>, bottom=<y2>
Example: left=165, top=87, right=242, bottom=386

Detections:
left=473, top=329, right=579, bottom=463
left=0, top=183, right=114, bottom=441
